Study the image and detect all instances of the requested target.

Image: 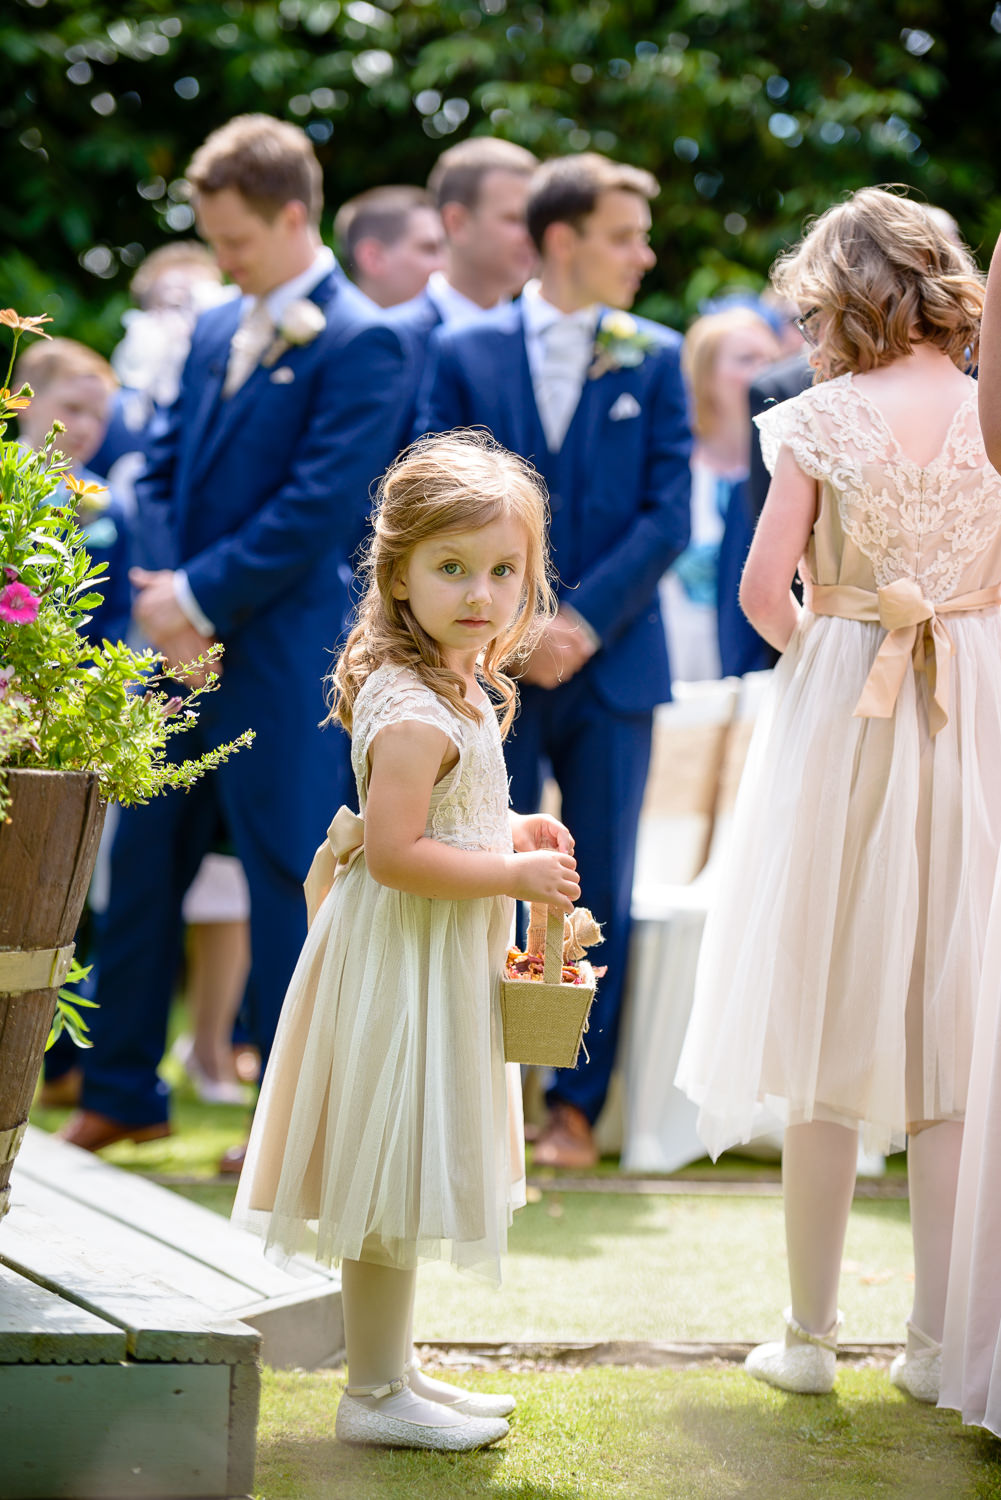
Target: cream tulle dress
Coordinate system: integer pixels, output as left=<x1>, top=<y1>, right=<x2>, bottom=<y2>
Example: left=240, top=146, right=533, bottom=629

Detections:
left=232, top=663, right=526, bottom=1283
left=940, top=850, right=1001, bottom=1434
left=676, top=373, right=1001, bottom=1160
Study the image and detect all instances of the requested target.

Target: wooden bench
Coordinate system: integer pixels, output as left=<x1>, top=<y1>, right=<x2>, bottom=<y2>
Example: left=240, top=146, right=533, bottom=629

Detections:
left=13, top=1127, right=344, bottom=1370
left=0, top=1200, right=259, bottom=1499
left=0, top=1128, right=347, bottom=1497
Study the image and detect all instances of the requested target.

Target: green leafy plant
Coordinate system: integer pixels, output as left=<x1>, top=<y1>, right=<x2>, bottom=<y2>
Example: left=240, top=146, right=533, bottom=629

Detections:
left=48, top=958, right=97, bottom=1051
left=0, top=309, right=254, bottom=1043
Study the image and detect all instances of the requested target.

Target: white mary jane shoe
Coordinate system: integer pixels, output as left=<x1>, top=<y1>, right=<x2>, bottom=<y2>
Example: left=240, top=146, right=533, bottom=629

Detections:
left=889, top=1321, right=941, bottom=1404
left=404, top=1357, right=516, bottom=1419
left=335, top=1377, right=509, bottom=1451
left=744, top=1307, right=841, bottom=1395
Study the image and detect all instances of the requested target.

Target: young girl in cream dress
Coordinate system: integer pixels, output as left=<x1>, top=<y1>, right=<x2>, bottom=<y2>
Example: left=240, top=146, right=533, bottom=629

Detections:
left=233, top=432, right=579, bottom=1450
left=677, top=189, right=1001, bottom=1400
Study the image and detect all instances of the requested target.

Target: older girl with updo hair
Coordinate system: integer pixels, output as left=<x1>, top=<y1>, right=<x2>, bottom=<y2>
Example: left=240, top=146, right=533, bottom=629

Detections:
left=678, top=187, right=1001, bottom=1405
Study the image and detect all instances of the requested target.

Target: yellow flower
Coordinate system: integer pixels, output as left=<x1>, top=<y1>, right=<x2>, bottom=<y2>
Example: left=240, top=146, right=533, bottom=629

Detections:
left=0, top=310, right=53, bottom=340
left=600, top=311, right=638, bottom=340
left=0, top=385, right=31, bottom=412
left=63, top=473, right=109, bottom=517
left=64, top=473, right=108, bottom=501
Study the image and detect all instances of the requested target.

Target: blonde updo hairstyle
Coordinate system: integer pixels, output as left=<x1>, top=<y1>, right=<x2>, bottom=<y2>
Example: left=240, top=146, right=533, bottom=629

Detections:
left=330, top=429, right=556, bottom=738
left=772, top=187, right=984, bottom=378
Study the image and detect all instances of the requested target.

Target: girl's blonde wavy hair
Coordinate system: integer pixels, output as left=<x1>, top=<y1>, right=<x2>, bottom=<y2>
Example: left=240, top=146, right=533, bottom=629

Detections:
left=772, top=187, right=984, bottom=378
left=329, top=429, right=556, bottom=738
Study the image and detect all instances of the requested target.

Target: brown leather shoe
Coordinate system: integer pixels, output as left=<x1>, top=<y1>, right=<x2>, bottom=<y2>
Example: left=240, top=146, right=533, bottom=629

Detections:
left=218, top=1141, right=247, bottom=1176
left=37, top=1067, right=83, bottom=1110
left=58, top=1109, right=172, bottom=1152
left=532, top=1102, right=598, bottom=1170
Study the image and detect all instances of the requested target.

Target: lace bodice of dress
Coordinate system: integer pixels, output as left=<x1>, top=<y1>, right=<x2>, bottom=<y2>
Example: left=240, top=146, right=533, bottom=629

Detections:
left=755, top=374, right=1001, bottom=601
left=350, top=664, right=512, bottom=854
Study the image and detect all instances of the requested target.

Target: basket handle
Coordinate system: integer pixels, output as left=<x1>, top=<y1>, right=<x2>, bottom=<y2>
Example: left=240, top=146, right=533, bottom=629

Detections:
left=527, top=902, right=566, bottom=985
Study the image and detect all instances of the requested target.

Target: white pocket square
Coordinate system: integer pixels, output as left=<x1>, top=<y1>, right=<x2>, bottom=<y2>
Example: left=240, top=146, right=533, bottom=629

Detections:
left=270, top=366, right=295, bottom=384
left=608, top=392, right=641, bottom=421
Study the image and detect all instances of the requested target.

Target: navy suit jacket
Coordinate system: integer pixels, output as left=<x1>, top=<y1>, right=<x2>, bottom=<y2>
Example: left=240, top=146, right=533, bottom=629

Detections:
left=134, top=267, right=414, bottom=876
left=415, top=301, right=692, bottom=713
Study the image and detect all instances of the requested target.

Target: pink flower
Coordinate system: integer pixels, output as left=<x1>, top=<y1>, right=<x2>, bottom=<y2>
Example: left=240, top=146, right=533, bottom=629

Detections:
left=0, top=582, right=41, bottom=624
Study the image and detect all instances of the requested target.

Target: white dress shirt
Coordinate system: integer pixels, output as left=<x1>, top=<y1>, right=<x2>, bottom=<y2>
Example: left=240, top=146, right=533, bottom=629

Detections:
left=425, top=270, right=506, bottom=328
left=175, top=247, right=337, bottom=636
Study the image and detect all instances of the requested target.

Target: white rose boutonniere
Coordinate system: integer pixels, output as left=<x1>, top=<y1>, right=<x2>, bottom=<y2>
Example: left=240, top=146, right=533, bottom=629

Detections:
left=589, top=310, right=657, bottom=379
left=262, top=299, right=326, bottom=366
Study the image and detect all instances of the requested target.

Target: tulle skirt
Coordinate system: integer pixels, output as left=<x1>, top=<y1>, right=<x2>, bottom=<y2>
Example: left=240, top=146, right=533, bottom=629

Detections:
left=677, top=609, right=1001, bottom=1160
left=940, top=846, right=1001, bottom=1435
left=232, top=860, right=525, bottom=1284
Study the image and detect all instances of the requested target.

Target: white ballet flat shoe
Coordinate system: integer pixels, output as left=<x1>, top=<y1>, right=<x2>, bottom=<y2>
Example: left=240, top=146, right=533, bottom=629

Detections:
left=335, top=1378, right=509, bottom=1451
left=744, top=1307, right=841, bottom=1395
left=889, top=1321, right=941, bottom=1404
left=404, top=1357, right=516, bottom=1419
left=170, top=1035, right=248, bottom=1106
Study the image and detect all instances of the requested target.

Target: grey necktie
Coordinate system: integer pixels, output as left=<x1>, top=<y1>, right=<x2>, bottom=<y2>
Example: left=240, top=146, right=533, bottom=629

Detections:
left=537, top=317, right=591, bottom=451
left=222, top=300, right=274, bottom=398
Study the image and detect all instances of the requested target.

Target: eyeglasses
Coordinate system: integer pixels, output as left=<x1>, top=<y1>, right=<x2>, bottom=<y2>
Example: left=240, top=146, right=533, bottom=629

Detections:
left=795, top=307, right=822, bottom=345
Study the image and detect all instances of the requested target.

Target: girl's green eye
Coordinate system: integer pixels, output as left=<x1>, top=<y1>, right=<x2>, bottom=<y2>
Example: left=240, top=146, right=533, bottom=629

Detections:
left=441, top=562, right=462, bottom=575
left=493, top=564, right=513, bottom=577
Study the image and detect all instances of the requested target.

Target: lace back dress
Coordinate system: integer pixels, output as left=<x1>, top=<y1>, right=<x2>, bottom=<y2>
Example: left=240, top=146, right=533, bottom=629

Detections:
left=233, top=664, right=525, bottom=1283
left=676, top=373, right=1001, bottom=1159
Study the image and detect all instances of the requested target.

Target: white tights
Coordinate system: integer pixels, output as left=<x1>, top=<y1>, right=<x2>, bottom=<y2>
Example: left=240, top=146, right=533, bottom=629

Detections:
left=340, top=1258, right=479, bottom=1425
left=781, top=1118, right=962, bottom=1345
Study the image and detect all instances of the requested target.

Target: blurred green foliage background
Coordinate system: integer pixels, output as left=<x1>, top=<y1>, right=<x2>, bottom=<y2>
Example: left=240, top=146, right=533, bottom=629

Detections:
left=2, top=0, right=999, bottom=350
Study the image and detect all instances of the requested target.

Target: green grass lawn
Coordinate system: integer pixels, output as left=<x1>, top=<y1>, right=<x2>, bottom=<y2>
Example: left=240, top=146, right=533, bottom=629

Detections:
left=413, top=1192, right=913, bottom=1346
left=31, top=1059, right=1000, bottom=1498
left=255, top=1364, right=1001, bottom=1500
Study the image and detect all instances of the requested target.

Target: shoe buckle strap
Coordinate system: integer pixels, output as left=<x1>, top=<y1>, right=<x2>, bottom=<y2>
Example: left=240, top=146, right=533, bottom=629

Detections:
left=904, top=1320, right=942, bottom=1353
left=346, top=1376, right=407, bottom=1399
left=784, top=1306, right=842, bottom=1352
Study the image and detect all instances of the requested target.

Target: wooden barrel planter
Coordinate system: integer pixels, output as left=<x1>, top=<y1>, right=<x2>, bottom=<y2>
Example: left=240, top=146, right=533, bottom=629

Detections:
left=0, top=770, right=106, bottom=1221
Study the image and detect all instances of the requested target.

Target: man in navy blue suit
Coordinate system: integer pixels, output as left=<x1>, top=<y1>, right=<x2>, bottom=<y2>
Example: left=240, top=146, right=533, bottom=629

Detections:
left=61, top=115, right=413, bottom=1157
left=418, top=153, right=692, bottom=1166
left=333, top=185, right=445, bottom=310
left=395, top=137, right=537, bottom=343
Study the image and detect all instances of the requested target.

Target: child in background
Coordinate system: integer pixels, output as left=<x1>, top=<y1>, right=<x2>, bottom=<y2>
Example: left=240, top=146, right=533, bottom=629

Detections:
left=234, top=431, right=579, bottom=1451
left=16, top=337, right=130, bottom=646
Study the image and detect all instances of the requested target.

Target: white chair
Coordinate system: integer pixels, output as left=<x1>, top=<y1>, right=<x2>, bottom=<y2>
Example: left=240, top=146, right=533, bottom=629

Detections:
left=619, top=673, right=770, bottom=1172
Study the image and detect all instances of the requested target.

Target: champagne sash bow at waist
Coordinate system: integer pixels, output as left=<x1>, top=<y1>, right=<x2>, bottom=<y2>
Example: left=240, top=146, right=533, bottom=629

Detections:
left=303, top=804, right=365, bottom=927
left=807, top=579, right=1001, bottom=736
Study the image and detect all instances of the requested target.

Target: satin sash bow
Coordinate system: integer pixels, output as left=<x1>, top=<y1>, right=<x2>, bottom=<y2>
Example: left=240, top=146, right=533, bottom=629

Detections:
left=808, top=579, right=1001, bottom=736
left=303, top=804, right=365, bottom=927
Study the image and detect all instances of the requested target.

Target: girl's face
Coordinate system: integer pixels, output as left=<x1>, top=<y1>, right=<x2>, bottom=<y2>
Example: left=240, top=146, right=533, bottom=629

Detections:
left=711, top=325, right=780, bottom=402
left=797, top=304, right=834, bottom=375
left=391, top=513, right=529, bottom=674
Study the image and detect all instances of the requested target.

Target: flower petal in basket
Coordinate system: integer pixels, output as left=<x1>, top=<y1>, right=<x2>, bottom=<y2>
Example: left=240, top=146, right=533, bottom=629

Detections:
left=501, top=905, right=597, bottom=1068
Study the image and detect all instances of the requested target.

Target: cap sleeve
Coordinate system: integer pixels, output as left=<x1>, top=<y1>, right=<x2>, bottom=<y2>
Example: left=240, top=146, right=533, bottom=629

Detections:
left=753, top=387, right=830, bottom=482
left=351, top=665, right=464, bottom=795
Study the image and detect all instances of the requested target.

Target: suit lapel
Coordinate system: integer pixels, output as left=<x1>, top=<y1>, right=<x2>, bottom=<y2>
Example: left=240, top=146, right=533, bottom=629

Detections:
left=510, top=302, right=548, bottom=468
left=189, top=272, right=341, bottom=486
left=184, top=303, right=240, bottom=486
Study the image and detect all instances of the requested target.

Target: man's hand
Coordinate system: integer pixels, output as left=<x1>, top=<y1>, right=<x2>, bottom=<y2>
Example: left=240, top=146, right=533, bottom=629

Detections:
left=131, top=568, right=219, bottom=686
left=130, top=568, right=189, bottom=645
left=520, top=607, right=598, bottom=689
left=157, top=626, right=220, bottom=688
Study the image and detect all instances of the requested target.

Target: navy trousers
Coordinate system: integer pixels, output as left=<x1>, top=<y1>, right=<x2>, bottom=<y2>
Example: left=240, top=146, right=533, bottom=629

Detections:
left=82, top=724, right=352, bottom=1126
left=505, top=675, right=653, bottom=1125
